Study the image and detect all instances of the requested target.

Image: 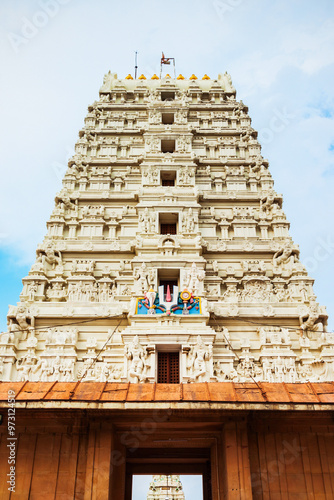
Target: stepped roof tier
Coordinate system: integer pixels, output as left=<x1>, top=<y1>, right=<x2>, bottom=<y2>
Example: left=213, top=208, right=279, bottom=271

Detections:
left=1, top=71, right=332, bottom=385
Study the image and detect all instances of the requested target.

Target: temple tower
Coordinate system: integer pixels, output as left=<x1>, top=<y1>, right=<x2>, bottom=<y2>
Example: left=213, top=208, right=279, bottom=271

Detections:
left=147, top=475, right=185, bottom=500
left=1, top=70, right=332, bottom=384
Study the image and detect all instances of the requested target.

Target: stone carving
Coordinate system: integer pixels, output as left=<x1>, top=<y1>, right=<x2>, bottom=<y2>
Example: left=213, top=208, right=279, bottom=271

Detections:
left=55, top=188, right=77, bottom=211
left=178, top=166, right=193, bottom=185
left=262, top=356, right=297, bottom=383
left=81, top=205, right=104, bottom=218
left=36, top=241, right=62, bottom=270
left=146, top=89, right=159, bottom=104
left=241, top=279, right=272, bottom=303
left=7, top=303, right=34, bottom=336
left=146, top=136, right=160, bottom=153
left=101, top=70, right=115, bottom=91
left=69, top=154, right=89, bottom=176
left=219, top=72, right=235, bottom=92
left=34, top=356, right=76, bottom=382
left=16, top=352, right=37, bottom=381
left=273, top=242, right=299, bottom=267
left=185, top=263, right=205, bottom=295
left=236, top=356, right=262, bottom=382
left=143, top=166, right=159, bottom=185
left=242, top=260, right=266, bottom=275
left=300, top=298, right=327, bottom=334
left=148, top=110, right=161, bottom=124
left=4, top=74, right=329, bottom=385
left=139, top=208, right=156, bottom=233
left=46, top=282, right=67, bottom=302
left=45, top=328, right=78, bottom=345
left=177, top=136, right=191, bottom=153
left=259, top=327, right=290, bottom=345
left=125, top=336, right=151, bottom=383
left=175, top=109, right=187, bottom=124
left=68, top=282, right=97, bottom=302
left=27, top=282, right=38, bottom=301
left=71, top=260, right=95, bottom=275
left=222, top=281, right=239, bottom=302
left=182, top=208, right=196, bottom=233
left=187, top=336, right=212, bottom=382
left=134, top=263, right=154, bottom=294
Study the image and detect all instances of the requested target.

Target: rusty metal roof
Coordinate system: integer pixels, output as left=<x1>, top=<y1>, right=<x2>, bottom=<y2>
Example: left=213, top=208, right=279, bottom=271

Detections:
left=1, top=381, right=334, bottom=404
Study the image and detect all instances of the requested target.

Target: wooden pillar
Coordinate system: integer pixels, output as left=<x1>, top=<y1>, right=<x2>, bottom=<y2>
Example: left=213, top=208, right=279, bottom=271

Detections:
left=109, top=430, right=127, bottom=500
left=221, top=420, right=253, bottom=499
left=82, top=421, right=123, bottom=500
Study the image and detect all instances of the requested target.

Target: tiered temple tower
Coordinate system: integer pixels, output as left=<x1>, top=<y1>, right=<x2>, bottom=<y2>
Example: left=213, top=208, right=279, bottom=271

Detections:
left=1, top=70, right=332, bottom=384
left=147, top=475, right=185, bottom=500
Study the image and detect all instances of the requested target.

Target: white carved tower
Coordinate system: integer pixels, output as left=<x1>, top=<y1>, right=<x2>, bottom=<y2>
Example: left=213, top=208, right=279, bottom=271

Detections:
left=147, top=475, right=185, bottom=500
left=1, top=70, right=332, bottom=384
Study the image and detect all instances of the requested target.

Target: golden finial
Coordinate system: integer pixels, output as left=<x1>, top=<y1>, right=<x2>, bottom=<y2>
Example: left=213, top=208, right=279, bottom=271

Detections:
left=151, top=74, right=159, bottom=80
left=202, top=74, right=210, bottom=80
left=177, top=74, right=185, bottom=80
left=165, top=73, right=172, bottom=78
left=190, top=74, right=198, bottom=80
left=139, top=74, right=146, bottom=80
left=125, top=74, right=133, bottom=80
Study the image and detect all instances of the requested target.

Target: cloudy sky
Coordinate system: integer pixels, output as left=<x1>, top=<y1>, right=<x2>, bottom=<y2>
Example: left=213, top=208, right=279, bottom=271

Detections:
left=1, top=0, right=334, bottom=340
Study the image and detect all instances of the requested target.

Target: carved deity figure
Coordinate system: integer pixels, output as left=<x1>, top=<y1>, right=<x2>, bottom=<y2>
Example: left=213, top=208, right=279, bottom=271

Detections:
left=177, top=136, right=191, bottom=153
left=36, top=241, right=62, bottom=270
left=126, top=336, right=149, bottom=383
left=8, top=303, right=33, bottom=336
left=27, top=282, right=38, bottom=301
left=16, top=352, right=37, bottom=381
left=260, top=192, right=276, bottom=214
left=32, top=358, right=53, bottom=381
left=148, top=110, right=161, bottom=124
left=250, top=155, right=267, bottom=176
left=134, top=263, right=151, bottom=294
left=144, top=166, right=159, bottom=185
left=182, top=208, right=196, bottom=233
left=179, top=166, right=193, bottom=185
left=55, top=188, right=77, bottom=211
left=69, top=154, right=88, bottom=177
left=300, top=298, right=326, bottom=334
left=146, top=89, right=159, bottom=104
left=236, top=355, right=262, bottom=381
left=175, top=109, right=187, bottom=124
left=187, top=336, right=212, bottom=382
left=146, top=136, right=160, bottom=152
left=139, top=207, right=156, bottom=233
left=185, top=262, right=205, bottom=296
left=273, top=242, right=299, bottom=267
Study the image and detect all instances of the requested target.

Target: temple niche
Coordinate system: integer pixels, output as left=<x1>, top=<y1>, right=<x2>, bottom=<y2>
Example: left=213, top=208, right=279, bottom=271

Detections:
left=1, top=71, right=331, bottom=384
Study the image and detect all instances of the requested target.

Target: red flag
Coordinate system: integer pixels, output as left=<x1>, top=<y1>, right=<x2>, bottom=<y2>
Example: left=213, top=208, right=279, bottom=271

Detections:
left=161, top=52, right=171, bottom=65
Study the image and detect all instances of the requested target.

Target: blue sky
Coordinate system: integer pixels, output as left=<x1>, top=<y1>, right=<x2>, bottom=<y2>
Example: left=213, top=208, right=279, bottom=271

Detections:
left=1, top=0, right=334, bottom=336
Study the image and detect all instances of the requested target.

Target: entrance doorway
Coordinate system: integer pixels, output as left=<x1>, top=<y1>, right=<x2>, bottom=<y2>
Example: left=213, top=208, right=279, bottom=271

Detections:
left=132, top=474, right=203, bottom=499
left=125, top=448, right=212, bottom=500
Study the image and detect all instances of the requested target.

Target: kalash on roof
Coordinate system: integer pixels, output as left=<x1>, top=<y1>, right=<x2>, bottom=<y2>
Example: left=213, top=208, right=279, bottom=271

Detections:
left=100, top=71, right=236, bottom=93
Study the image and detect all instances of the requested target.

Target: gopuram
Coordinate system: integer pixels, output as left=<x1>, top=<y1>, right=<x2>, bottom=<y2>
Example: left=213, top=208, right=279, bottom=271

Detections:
left=0, top=70, right=333, bottom=500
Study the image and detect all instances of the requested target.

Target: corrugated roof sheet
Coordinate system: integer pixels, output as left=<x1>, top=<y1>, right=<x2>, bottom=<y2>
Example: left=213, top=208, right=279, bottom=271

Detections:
left=0, top=382, right=333, bottom=404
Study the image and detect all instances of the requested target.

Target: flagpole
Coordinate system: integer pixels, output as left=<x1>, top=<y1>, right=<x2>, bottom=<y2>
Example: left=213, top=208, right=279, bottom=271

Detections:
left=134, top=51, right=138, bottom=79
